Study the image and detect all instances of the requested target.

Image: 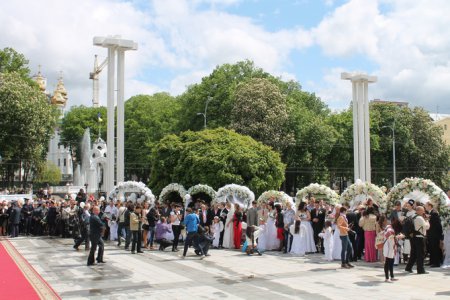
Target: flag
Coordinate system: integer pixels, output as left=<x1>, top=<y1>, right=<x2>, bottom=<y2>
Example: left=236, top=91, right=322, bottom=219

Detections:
left=97, top=112, right=103, bottom=122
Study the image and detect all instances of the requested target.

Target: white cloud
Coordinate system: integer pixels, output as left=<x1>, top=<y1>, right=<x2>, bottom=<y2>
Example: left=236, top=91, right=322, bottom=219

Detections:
left=311, top=0, right=450, bottom=111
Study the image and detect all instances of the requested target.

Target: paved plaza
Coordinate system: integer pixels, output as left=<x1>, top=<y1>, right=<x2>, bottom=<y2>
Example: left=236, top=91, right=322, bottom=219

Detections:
left=8, top=237, right=450, bottom=300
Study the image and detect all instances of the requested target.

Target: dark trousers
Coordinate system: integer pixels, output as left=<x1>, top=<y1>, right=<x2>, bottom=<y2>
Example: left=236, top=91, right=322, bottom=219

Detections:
left=10, top=224, right=19, bottom=237
left=312, top=225, right=323, bottom=252
left=74, top=227, right=90, bottom=249
left=156, top=238, right=173, bottom=250
left=183, top=232, right=203, bottom=257
left=147, top=226, right=156, bottom=247
left=406, top=237, right=426, bottom=273
left=131, top=230, right=141, bottom=252
left=340, top=235, right=353, bottom=264
left=87, top=236, right=104, bottom=265
left=125, top=227, right=131, bottom=248
left=172, top=225, right=181, bottom=250
left=283, top=228, right=293, bottom=253
left=349, top=231, right=357, bottom=261
left=356, top=230, right=365, bottom=259
left=24, top=217, right=32, bottom=235
left=219, top=229, right=225, bottom=247
left=384, top=257, right=395, bottom=279
left=428, top=236, right=443, bottom=266
left=117, top=222, right=125, bottom=245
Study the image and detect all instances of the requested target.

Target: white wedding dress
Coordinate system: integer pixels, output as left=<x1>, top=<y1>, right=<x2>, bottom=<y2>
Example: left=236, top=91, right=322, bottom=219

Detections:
left=290, top=224, right=306, bottom=256
left=265, top=211, right=278, bottom=250
left=298, top=212, right=317, bottom=253
left=442, top=228, right=450, bottom=268
left=332, top=223, right=342, bottom=260
left=222, top=206, right=235, bottom=249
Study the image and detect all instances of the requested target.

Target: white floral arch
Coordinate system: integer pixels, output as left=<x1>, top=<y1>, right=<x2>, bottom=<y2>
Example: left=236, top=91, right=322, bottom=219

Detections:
left=187, top=184, right=216, bottom=203
left=386, top=177, right=450, bottom=212
left=159, top=183, right=187, bottom=204
left=257, top=190, right=293, bottom=207
left=108, top=181, right=155, bottom=206
left=216, top=184, right=255, bottom=210
left=296, top=183, right=340, bottom=205
left=340, top=180, right=387, bottom=212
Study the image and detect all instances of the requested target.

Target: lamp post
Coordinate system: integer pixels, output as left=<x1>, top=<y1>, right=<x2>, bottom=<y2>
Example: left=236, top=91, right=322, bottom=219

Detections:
left=197, top=96, right=212, bottom=129
left=382, top=121, right=396, bottom=186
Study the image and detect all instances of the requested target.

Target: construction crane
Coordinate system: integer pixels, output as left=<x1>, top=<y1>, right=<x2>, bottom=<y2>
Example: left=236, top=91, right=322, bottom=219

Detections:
left=89, top=55, right=108, bottom=107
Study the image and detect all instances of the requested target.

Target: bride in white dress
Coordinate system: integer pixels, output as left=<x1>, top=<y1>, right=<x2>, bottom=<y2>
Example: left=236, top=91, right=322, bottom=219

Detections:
left=222, top=202, right=235, bottom=249
left=331, top=205, right=342, bottom=260
left=290, top=220, right=307, bottom=256
left=296, top=202, right=317, bottom=253
left=265, top=202, right=278, bottom=250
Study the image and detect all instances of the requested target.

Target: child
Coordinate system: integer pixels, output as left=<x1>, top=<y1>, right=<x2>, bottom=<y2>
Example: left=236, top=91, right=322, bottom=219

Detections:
left=319, top=221, right=333, bottom=261
left=211, top=216, right=224, bottom=249
left=108, top=214, right=118, bottom=241
left=289, top=219, right=306, bottom=256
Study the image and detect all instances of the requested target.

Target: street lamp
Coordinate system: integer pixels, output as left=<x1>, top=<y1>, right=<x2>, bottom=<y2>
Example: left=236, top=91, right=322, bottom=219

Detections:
left=197, top=96, right=212, bottom=129
left=382, top=121, right=396, bottom=186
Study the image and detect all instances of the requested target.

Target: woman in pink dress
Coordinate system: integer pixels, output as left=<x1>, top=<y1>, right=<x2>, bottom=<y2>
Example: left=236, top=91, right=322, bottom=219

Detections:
left=359, top=207, right=378, bottom=262
left=233, top=204, right=243, bottom=249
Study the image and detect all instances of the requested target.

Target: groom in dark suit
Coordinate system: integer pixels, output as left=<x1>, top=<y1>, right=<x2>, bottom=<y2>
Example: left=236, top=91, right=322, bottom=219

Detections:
left=310, top=200, right=326, bottom=253
left=218, top=203, right=228, bottom=248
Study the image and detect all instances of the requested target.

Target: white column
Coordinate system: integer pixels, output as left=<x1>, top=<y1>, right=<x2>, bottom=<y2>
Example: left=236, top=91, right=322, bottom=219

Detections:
left=363, top=81, right=371, bottom=182
left=106, top=46, right=116, bottom=194
left=341, top=72, right=377, bottom=183
left=351, top=82, right=359, bottom=181
left=116, top=49, right=125, bottom=184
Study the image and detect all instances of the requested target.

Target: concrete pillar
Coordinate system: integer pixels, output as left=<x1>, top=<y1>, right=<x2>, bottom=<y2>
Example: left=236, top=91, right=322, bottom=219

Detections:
left=106, top=46, right=116, bottom=194
left=341, top=72, right=377, bottom=183
left=116, top=49, right=125, bottom=184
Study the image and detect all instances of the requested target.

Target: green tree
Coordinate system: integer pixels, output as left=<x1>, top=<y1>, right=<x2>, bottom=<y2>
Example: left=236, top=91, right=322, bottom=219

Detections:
left=178, top=60, right=272, bottom=131
left=35, top=161, right=62, bottom=185
left=0, top=47, right=30, bottom=79
left=0, top=72, right=59, bottom=186
left=149, top=128, right=285, bottom=196
left=231, top=78, right=294, bottom=152
left=59, top=105, right=107, bottom=162
left=125, top=93, right=181, bottom=182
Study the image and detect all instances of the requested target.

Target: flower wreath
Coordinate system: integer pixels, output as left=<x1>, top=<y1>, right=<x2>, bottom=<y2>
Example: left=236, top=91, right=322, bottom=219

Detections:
left=295, top=183, right=340, bottom=205
left=159, top=183, right=187, bottom=204
left=386, top=177, right=450, bottom=229
left=187, top=184, right=216, bottom=202
left=108, top=181, right=155, bottom=206
left=340, top=181, right=387, bottom=212
left=216, top=184, right=255, bottom=210
left=257, top=190, right=292, bottom=206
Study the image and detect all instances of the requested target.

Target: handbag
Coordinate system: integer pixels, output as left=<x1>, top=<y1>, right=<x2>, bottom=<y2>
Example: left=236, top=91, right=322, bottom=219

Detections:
left=375, top=231, right=385, bottom=250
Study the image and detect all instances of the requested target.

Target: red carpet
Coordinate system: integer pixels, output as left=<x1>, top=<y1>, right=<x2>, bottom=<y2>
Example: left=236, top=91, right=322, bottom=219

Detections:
left=0, top=239, right=60, bottom=300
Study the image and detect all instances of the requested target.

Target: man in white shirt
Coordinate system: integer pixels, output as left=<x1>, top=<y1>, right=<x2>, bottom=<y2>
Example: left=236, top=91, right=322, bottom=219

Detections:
left=405, top=204, right=430, bottom=274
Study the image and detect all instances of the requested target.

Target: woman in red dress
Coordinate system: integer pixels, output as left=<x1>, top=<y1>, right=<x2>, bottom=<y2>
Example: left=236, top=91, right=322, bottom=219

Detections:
left=233, top=204, right=243, bottom=249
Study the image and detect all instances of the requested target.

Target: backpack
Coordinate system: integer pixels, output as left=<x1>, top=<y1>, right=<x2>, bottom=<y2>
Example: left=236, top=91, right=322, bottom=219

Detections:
left=401, top=215, right=418, bottom=238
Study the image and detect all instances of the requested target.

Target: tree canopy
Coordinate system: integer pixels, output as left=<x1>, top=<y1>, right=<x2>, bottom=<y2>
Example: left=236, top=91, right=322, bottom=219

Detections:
left=149, top=128, right=285, bottom=196
left=0, top=72, right=59, bottom=186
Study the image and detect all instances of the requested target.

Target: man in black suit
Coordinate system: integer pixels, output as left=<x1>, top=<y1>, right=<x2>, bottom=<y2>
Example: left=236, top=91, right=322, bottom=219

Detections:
left=199, top=204, right=213, bottom=227
left=87, top=206, right=106, bottom=266
left=425, top=202, right=443, bottom=267
left=218, top=202, right=228, bottom=248
left=21, top=198, right=33, bottom=235
left=9, top=201, right=22, bottom=238
left=310, top=200, right=326, bottom=253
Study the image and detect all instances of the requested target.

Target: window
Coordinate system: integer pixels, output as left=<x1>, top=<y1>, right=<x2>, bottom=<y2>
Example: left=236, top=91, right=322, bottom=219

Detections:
left=64, top=158, right=66, bottom=167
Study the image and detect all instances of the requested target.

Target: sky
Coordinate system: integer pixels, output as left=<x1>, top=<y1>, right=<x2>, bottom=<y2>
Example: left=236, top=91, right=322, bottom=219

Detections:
left=0, top=0, right=449, bottom=113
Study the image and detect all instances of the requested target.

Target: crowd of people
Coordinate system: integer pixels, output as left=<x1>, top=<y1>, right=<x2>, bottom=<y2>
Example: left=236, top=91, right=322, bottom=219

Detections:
left=0, top=188, right=447, bottom=282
